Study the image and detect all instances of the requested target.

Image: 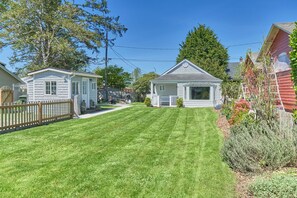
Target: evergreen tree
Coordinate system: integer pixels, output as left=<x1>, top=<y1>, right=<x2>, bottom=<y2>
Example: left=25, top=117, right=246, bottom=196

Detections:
left=290, top=22, right=297, bottom=92
left=177, top=24, right=229, bottom=80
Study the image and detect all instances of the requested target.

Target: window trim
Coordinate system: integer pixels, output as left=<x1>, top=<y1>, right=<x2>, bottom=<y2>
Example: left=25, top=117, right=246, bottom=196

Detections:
left=44, top=81, right=57, bottom=95
left=91, top=82, right=96, bottom=90
left=189, top=86, right=210, bottom=100
left=160, top=85, right=165, bottom=91
left=72, top=81, right=80, bottom=95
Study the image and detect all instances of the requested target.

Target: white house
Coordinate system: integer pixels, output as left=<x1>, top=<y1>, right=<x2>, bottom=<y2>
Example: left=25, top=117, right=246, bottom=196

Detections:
left=150, top=59, right=222, bottom=107
left=24, top=68, right=102, bottom=108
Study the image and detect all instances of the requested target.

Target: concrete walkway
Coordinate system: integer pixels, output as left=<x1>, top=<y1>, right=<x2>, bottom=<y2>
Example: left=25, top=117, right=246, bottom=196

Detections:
left=78, top=104, right=131, bottom=119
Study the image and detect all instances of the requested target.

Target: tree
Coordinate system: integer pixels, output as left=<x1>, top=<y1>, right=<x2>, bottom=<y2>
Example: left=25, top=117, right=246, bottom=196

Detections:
left=94, top=65, right=131, bottom=89
left=0, top=0, right=127, bottom=71
left=133, top=72, right=159, bottom=102
left=290, top=22, right=297, bottom=93
left=177, top=24, right=229, bottom=80
left=131, top=67, right=142, bottom=83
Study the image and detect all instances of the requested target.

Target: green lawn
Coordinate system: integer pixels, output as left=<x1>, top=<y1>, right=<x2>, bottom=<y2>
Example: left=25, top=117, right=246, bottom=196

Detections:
left=0, top=106, right=235, bottom=197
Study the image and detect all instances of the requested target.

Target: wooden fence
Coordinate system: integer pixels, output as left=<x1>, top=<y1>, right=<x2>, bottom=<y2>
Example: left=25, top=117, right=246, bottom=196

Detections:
left=0, top=100, right=74, bottom=133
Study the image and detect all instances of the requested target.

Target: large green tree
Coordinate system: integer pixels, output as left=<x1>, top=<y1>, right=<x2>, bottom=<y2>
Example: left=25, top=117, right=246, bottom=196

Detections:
left=133, top=72, right=159, bottom=102
left=290, top=22, right=297, bottom=92
left=177, top=24, right=229, bottom=80
left=94, top=65, right=131, bottom=89
left=0, top=0, right=126, bottom=72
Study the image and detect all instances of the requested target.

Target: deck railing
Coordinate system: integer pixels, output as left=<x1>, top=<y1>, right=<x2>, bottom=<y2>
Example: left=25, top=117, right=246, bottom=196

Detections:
left=0, top=100, right=74, bottom=133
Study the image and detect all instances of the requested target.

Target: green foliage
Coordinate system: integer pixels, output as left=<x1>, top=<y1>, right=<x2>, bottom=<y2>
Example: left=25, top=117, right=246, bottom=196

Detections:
left=144, top=97, right=151, bottom=107
left=249, top=173, right=297, bottom=197
left=177, top=24, right=229, bottom=80
left=0, top=0, right=127, bottom=71
left=222, top=120, right=297, bottom=173
left=221, top=81, right=241, bottom=100
left=293, top=109, right=297, bottom=124
left=131, top=67, right=142, bottom=83
left=176, top=98, right=183, bottom=108
left=221, top=102, right=234, bottom=120
left=133, top=72, right=159, bottom=102
left=228, top=99, right=250, bottom=125
left=290, top=22, right=297, bottom=92
left=94, top=65, right=131, bottom=89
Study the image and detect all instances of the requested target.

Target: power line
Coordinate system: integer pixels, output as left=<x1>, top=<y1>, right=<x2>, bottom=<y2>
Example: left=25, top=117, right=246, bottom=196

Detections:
left=110, top=58, right=176, bottom=63
left=110, top=47, right=149, bottom=73
left=226, top=42, right=262, bottom=48
left=114, top=45, right=178, bottom=51
left=113, top=41, right=262, bottom=51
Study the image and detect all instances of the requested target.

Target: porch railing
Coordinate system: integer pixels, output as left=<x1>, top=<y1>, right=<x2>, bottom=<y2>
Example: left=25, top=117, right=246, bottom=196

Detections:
left=151, top=95, right=178, bottom=107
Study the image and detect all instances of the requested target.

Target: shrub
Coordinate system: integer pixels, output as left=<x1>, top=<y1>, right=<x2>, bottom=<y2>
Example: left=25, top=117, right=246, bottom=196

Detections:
left=221, top=101, right=234, bottom=120
left=222, top=120, right=297, bottom=173
left=228, top=99, right=250, bottom=125
left=176, top=98, right=183, bottom=108
left=249, top=173, right=297, bottom=197
left=144, top=97, right=151, bottom=107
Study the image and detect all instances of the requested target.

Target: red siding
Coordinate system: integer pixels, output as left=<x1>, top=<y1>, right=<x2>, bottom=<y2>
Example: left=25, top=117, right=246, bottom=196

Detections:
left=270, top=30, right=291, bottom=61
left=277, top=70, right=297, bottom=112
left=269, top=29, right=296, bottom=112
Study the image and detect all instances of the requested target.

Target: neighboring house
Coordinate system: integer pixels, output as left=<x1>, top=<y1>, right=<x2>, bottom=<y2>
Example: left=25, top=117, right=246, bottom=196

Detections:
left=150, top=59, right=222, bottom=107
left=24, top=68, right=102, bottom=108
left=0, top=61, right=24, bottom=88
left=226, top=62, right=241, bottom=81
left=243, top=22, right=297, bottom=112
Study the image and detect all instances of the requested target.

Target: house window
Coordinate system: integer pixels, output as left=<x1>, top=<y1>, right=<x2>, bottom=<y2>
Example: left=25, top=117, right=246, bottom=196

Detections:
left=72, top=82, right=79, bottom=95
left=190, top=87, right=210, bottom=100
left=160, top=85, right=165, bottom=91
left=45, top=81, right=57, bottom=95
left=91, top=82, right=96, bottom=90
left=82, top=81, right=87, bottom=94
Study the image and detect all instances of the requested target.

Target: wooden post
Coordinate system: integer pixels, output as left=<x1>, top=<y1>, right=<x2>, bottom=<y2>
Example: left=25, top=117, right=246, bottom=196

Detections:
left=38, top=102, right=42, bottom=125
left=70, top=99, right=74, bottom=118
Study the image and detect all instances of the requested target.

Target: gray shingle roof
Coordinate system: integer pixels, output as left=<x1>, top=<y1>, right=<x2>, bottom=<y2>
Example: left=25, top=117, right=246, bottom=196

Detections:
left=152, top=74, right=222, bottom=82
left=274, top=22, right=296, bottom=34
left=226, top=62, right=240, bottom=80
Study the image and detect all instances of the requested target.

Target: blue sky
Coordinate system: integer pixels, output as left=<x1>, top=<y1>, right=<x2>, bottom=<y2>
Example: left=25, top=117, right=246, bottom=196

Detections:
left=1, top=0, right=297, bottom=74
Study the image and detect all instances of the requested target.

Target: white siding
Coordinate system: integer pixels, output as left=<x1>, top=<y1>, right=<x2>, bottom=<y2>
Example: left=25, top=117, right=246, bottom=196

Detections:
left=169, top=64, right=202, bottom=75
left=89, top=77, right=97, bottom=105
left=33, top=71, right=70, bottom=101
left=155, top=84, right=177, bottom=96
left=27, top=80, right=33, bottom=101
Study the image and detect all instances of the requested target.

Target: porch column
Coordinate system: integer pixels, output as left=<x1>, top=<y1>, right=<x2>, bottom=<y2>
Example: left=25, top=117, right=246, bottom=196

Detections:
left=150, top=82, right=154, bottom=99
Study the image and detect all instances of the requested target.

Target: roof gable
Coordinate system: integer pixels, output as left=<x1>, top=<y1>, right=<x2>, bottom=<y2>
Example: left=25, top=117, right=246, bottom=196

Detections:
left=0, top=64, right=24, bottom=84
left=28, top=67, right=102, bottom=78
left=257, top=22, right=296, bottom=61
left=152, top=59, right=222, bottom=82
left=162, top=59, right=213, bottom=76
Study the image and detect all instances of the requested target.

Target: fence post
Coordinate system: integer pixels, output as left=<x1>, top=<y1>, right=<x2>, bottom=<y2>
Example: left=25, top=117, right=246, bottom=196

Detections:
left=70, top=99, right=74, bottom=118
left=38, top=102, right=42, bottom=125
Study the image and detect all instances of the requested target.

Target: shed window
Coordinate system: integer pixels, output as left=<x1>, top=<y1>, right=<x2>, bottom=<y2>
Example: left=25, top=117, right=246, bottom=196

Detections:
left=160, top=85, right=165, bottom=91
left=45, top=81, right=57, bottom=95
left=72, top=82, right=79, bottom=95
left=92, top=82, right=96, bottom=90
left=190, top=87, right=210, bottom=100
left=82, top=81, right=87, bottom=94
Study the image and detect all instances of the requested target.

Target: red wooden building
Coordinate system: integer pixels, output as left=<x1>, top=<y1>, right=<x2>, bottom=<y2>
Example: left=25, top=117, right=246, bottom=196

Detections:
left=243, top=22, right=296, bottom=112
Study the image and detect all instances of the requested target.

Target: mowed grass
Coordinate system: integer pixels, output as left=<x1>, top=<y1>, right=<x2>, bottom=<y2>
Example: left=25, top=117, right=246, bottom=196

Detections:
left=0, top=106, right=235, bottom=197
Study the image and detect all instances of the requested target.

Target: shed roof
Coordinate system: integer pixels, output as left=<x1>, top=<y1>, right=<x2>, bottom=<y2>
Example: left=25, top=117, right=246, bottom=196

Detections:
left=28, top=67, right=102, bottom=78
left=274, top=22, right=296, bottom=34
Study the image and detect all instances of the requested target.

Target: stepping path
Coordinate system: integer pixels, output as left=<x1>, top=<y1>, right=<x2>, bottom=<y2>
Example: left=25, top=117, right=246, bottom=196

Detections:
left=78, top=104, right=131, bottom=119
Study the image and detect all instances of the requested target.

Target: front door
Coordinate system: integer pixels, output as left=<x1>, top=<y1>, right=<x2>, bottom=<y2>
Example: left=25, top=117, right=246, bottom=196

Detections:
left=82, top=78, right=89, bottom=108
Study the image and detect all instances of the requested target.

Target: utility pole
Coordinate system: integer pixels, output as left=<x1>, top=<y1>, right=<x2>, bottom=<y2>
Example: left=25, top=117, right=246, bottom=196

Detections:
left=104, top=30, right=108, bottom=102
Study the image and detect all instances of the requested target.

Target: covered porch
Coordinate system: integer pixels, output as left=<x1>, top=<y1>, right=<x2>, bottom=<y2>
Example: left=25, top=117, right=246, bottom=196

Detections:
left=150, top=81, right=220, bottom=107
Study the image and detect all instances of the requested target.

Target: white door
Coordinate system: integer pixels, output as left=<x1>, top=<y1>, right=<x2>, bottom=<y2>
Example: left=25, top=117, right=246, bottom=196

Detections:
left=82, top=78, right=89, bottom=108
